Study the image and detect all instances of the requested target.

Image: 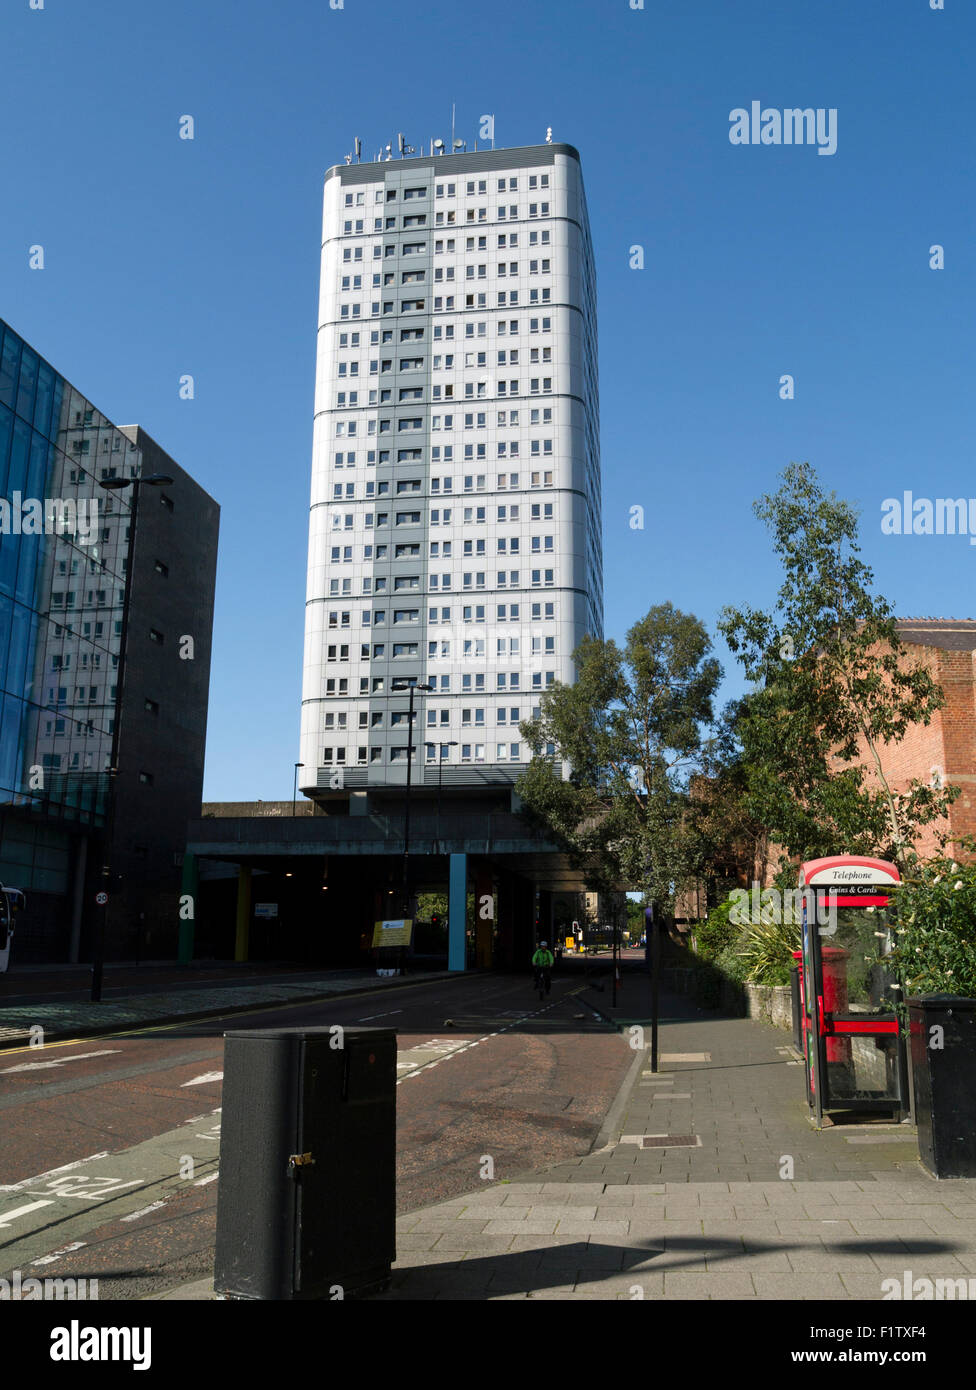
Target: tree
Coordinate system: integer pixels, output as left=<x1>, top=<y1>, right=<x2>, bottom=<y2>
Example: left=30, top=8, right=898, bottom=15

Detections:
left=686, top=707, right=772, bottom=900
left=517, top=603, right=722, bottom=911
left=719, top=462, right=957, bottom=870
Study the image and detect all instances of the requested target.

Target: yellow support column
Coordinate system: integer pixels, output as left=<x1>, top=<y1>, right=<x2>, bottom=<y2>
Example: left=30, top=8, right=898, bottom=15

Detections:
left=235, top=865, right=252, bottom=962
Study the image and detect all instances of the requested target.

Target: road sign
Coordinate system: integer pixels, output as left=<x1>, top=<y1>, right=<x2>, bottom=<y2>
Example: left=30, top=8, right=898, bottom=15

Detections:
left=95, top=891, right=108, bottom=906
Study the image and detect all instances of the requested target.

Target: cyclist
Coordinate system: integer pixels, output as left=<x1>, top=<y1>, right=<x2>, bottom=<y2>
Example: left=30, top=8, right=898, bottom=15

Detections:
left=532, top=940, right=554, bottom=995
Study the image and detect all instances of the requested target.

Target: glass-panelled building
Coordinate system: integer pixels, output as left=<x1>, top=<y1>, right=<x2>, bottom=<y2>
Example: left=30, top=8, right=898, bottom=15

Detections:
left=0, top=318, right=219, bottom=961
left=0, top=323, right=137, bottom=858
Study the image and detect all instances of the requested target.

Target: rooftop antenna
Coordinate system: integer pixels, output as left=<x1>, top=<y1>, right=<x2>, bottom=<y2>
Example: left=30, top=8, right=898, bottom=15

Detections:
left=398, top=133, right=405, bottom=157
left=451, top=102, right=455, bottom=153
left=344, top=152, right=352, bottom=165
left=546, top=126, right=553, bottom=144
left=433, top=138, right=445, bottom=156
left=354, top=137, right=362, bottom=163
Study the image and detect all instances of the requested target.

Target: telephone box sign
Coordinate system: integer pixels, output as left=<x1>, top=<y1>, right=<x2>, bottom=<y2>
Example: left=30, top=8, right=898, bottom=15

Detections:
left=802, top=856, right=899, bottom=907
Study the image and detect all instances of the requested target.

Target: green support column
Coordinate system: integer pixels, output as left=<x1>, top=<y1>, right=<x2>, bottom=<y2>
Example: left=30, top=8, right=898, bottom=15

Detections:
left=235, top=864, right=252, bottom=963
left=178, top=851, right=198, bottom=965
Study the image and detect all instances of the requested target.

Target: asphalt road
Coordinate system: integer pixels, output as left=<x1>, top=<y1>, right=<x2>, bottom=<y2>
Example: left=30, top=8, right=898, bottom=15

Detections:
left=0, top=962, right=632, bottom=1299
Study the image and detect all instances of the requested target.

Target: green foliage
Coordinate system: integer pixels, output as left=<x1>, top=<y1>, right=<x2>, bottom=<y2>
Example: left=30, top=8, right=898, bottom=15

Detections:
left=735, top=913, right=801, bottom=986
left=719, top=463, right=957, bottom=869
left=714, top=940, right=751, bottom=985
left=693, top=899, right=740, bottom=963
left=415, top=892, right=448, bottom=921
left=516, top=603, right=723, bottom=908
left=890, top=851, right=976, bottom=999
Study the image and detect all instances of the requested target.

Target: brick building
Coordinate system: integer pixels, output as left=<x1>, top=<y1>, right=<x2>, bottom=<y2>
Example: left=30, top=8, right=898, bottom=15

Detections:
left=880, top=619, right=976, bottom=859
left=678, top=617, right=976, bottom=924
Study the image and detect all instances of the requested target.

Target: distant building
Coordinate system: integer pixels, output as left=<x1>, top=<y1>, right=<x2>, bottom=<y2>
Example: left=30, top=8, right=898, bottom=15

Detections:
left=300, top=142, right=602, bottom=809
left=881, top=619, right=976, bottom=858
left=0, top=319, right=219, bottom=962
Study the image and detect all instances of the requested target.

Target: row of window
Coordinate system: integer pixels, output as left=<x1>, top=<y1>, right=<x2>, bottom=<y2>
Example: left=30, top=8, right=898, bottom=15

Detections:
left=325, top=704, right=533, bottom=730
left=50, top=653, right=117, bottom=671
left=343, top=231, right=551, bottom=262
left=323, top=668, right=555, bottom=696
left=326, top=632, right=556, bottom=656
left=322, top=742, right=541, bottom=765
left=327, top=601, right=555, bottom=627
left=341, top=175, right=550, bottom=209
left=340, top=260, right=552, bottom=288
left=331, top=459, right=556, bottom=493
left=336, top=291, right=556, bottom=319
left=325, top=636, right=556, bottom=660
left=326, top=569, right=556, bottom=595
left=336, top=317, right=552, bottom=346
left=336, top=348, right=552, bottom=373
left=333, top=519, right=556, bottom=548
left=334, top=387, right=554, bottom=435
left=340, top=203, right=551, bottom=235
left=39, top=749, right=155, bottom=782
left=331, top=484, right=554, bottom=507
left=321, top=666, right=557, bottom=696
left=335, top=381, right=554, bottom=407
left=329, top=470, right=554, bottom=494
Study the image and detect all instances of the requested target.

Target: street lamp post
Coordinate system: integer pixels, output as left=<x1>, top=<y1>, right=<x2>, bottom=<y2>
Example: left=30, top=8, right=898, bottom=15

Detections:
left=436, top=741, right=459, bottom=853
left=90, top=471, right=173, bottom=1002
left=293, top=762, right=304, bottom=816
left=392, top=678, right=432, bottom=913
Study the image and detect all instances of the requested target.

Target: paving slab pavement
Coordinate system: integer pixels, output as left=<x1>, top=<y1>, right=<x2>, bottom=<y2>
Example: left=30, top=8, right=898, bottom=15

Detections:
left=144, top=973, right=976, bottom=1302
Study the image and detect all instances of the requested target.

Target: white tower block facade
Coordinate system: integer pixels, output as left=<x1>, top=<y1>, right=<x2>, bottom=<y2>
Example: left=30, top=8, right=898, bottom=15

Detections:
left=301, top=142, right=602, bottom=799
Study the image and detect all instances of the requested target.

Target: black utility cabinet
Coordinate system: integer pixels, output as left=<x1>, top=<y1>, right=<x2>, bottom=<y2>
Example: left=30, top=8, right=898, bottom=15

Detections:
left=214, top=1026, right=397, bottom=1299
left=908, top=997, right=976, bottom=1179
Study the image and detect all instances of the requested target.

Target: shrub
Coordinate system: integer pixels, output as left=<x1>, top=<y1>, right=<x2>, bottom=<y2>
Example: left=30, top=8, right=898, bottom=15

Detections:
left=692, top=899, right=740, bottom=962
left=736, top=914, right=801, bottom=986
left=890, top=855, right=976, bottom=999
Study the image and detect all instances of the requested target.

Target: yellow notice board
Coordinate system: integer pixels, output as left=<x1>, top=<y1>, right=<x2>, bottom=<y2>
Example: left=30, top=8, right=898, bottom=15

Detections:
left=565, top=936, right=575, bottom=951
left=372, top=918, right=414, bottom=948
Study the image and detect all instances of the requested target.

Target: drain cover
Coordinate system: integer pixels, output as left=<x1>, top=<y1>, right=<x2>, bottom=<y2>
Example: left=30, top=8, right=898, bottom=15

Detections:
left=641, top=1134, right=701, bottom=1149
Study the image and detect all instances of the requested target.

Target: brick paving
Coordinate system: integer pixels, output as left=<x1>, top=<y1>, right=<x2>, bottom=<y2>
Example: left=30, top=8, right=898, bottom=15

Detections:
left=376, top=979, right=976, bottom=1300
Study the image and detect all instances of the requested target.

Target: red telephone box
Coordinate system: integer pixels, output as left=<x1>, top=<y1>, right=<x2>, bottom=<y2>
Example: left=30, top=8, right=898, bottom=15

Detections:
left=798, top=856, right=907, bottom=1127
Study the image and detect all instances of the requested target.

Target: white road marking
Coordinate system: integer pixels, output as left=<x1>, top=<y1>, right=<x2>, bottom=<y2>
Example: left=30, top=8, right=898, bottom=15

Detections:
left=193, top=1174, right=219, bottom=1187
left=30, top=1241, right=86, bottom=1265
left=180, top=1071, right=223, bottom=1087
left=395, top=998, right=560, bottom=1085
left=0, top=1049, right=121, bottom=1074
left=121, top=1201, right=167, bottom=1223
left=27, top=1174, right=144, bottom=1201
left=0, top=1152, right=110, bottom=1193
left=357, top=1009, right=403, bottom=1021
left=0, top=1199, right=54, bottom=1227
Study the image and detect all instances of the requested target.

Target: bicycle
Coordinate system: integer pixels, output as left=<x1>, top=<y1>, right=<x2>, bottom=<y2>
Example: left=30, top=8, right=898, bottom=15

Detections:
left=533, top=966, right=551, bottom=1001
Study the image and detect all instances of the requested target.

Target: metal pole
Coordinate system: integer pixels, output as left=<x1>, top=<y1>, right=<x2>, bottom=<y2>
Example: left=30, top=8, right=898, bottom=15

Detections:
left=611, top=907, right=618, bottom=1009
left=293, top=762, right=303, bottom=816
left=436, top=745, right=444, bottom=855
left=402, top=684, right=415, bottom=904
left=91, top=477, right=139, bottom=1002
left=650, top=901, right=660, bottom=1073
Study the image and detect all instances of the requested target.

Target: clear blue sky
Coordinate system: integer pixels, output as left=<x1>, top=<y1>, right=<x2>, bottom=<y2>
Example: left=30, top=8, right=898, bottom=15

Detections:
left=1, top=0, right=971, bottom=800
